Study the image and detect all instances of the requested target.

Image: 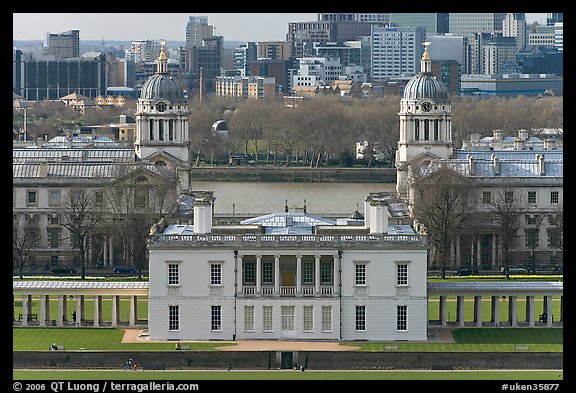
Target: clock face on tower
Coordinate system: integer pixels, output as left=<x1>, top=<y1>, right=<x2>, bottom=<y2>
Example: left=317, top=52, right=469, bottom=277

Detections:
left=421, top=101, right=432, bottom=112
left=156, top=101, right=167, bottom=112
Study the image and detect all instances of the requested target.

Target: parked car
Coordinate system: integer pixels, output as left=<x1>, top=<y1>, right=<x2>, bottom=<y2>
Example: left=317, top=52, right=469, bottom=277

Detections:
left=454, top=266, right=479, bottom=276
left=501, top=265, right=527, bottom=274
left=51, top=267, right=77, bottom=274
left=113, top=266, right=137, bottom=274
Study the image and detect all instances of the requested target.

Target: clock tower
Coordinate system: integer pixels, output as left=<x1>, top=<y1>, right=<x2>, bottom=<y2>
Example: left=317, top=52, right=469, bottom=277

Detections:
left=135, top=40, right=190, bottom=166
left=395, top=42, right=453, bottom=200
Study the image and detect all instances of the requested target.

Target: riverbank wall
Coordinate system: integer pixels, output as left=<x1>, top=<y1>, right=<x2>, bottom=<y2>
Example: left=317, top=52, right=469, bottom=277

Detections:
left=190, top=166, right=396, bottom=183
left=13, top=351, right=562, bottom=371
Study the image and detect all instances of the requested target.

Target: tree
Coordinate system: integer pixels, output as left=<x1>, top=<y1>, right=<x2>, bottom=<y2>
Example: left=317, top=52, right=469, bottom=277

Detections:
left=60, top=191, right=104, bottom=280
left=525, top=212, right=546, bottom=273
left=490, top=186, right=524, bottom=279
left=547, top=203, right=563, bottom=269
left=13, top=214, right=40, bottom=278
left=187, top=103, right=222, bottom=165
left=409, top=164, right=475, bottom=279
left=105, top=165, right=179, bottom=279
left=228, top=100, right=269, bottom=163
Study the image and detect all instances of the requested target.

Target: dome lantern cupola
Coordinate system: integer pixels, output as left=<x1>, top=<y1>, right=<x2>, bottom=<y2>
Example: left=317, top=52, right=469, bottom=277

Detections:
left=157, top=40, right=168, bottom=74
left=139, top=40, right=186, bottom=104
left=402, top=41, right=448, bottom=102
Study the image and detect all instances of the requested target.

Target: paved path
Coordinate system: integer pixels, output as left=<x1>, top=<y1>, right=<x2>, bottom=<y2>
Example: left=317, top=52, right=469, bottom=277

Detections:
left=121, top=327, right=455, bottom=351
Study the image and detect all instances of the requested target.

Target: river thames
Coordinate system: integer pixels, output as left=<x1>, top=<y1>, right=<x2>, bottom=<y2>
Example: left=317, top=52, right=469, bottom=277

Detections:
left=191, top=181, right=396, bottom=216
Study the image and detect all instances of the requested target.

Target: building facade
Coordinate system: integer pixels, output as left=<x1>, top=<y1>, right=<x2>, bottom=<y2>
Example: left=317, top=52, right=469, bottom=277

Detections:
left=45, top=30, right=80, bottom=59
left=147, top=192, right=428, bottom=341
left=13, top=43, right=187, bottom=274
left=13, top=52, right=107, bottom=101
left=396, top=43, right=563, bottom=272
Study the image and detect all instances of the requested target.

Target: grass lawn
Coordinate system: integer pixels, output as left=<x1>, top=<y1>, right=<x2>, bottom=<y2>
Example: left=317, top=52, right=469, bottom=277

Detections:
left=348, top=328, right=562, bottom=352
left=13, top=327, right=562, bottom=352
left=12, top=369, right=565, bottom=380
left=13, top=327, right=234, bottom=351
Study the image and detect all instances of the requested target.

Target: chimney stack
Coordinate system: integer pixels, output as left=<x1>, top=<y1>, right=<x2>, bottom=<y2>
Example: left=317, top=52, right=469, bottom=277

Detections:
left=193, top=191, right=215, bottom=234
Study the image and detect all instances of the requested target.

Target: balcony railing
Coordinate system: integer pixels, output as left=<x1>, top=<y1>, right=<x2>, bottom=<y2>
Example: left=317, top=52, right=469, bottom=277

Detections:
left=241, top=285, right=335, bottom=297
left=150, top=233, right=426, bottom=250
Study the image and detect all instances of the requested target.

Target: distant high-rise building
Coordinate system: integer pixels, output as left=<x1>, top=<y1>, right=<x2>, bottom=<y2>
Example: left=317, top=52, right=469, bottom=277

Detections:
left=390, top=13, right=449, bottom=34
left=528, top=25, right=556, bottom=47
left=554, top=22, right=563, bottom=52
left=130, top=40, right=161, bottom=64
left=448, top=13, right=507, bottom=36
left=371, top=26, right=425, bottom=81
left=257, top=41, right=292, bottom=61
left=546, top=13, right=563, bottom=26
left=186, top=16, right=214, bottom=47
left=45, top=30, right=80, bottom=59
left=15, top=53, right=107, bottom=100
left=317, top=13, right=390, bottom=24
left=288, top=20, right=378, bottom=58
left=503, top=13, right=527, bottom=50
left=185, top=36, right=223, bottom=95
left=233, top=42, right=257, bottom=76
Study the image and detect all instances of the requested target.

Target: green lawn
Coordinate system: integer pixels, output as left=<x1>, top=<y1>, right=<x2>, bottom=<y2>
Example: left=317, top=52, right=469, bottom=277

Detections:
left=13, top=327, right=234, bottom=351
left=13, top=327, right=562, bottom=352
left=348, top=328, right=562, bottom=352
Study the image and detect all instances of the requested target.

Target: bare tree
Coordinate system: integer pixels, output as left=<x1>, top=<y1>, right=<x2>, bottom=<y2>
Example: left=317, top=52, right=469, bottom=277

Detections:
left=187, top=103, right=221, bottom=166
left=524, top=212, right=546, bottom=273
left=105, top=165, right=179, bottom=279
left=490, top=186, right=524, bottom=279
left=13, top=214, right=40, bottom=278
left=409, top=164, right=475, bottom=279
left=228, top=100, right=269, bottom=163
left=547, top=204, right=563, bottom=271
left=60, top=191, right=104, bottom=280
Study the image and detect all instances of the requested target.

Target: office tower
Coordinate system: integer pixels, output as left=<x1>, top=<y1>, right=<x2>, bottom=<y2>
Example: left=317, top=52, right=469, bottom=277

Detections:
left=45, top=30, right=80, bottom=59
left=449, top=13, right=507, bottom=36
left=390, top=13, right=449, bottom=34
left=503, top=13, right=527, bottom=50
left=546, top=13, right=563, bottom=26
left=186, top=16, right=214, bottom=47
left=371, top=26, right=425, bottom=80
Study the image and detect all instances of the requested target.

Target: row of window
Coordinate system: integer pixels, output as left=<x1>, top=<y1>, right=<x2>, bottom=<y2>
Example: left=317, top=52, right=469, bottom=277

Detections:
left=168, top=304, right=408, bottom=332
left=167, top=263, right=410, bottom=287
left=23, top=188, right=560, bottom=209
left=482, top=190, right=560, bottom=204
left=22, top=185, right=151, bottom=209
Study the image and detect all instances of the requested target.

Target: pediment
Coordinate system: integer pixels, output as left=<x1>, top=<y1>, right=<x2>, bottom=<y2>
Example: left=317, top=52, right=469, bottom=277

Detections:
left=143, top=151, right=188, bottom=169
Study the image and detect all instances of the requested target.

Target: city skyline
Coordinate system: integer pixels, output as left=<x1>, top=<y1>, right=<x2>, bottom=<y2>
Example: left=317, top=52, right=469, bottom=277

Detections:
left=14, top=13, right=550, bottom=44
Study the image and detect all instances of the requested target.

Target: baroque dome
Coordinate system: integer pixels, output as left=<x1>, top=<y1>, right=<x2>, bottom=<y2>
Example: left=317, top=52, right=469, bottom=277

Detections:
left=403, top=74, right=448, bottom=101
left=139, top=40, right=186, bottom=104
left=140, top=74, right=185, bottom=103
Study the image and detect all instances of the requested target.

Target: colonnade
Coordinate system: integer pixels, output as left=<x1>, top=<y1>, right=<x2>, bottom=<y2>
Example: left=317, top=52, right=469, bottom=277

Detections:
left=433, top=294, right=563, bottom=327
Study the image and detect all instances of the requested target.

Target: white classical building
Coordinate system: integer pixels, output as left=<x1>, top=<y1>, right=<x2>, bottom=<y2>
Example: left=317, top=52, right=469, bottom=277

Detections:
left=147, top=192, right=428, bottom=341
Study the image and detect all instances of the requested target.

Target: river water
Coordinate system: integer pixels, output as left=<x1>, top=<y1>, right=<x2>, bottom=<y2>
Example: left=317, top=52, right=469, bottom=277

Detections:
left=191, top=181, right=396, bottom=216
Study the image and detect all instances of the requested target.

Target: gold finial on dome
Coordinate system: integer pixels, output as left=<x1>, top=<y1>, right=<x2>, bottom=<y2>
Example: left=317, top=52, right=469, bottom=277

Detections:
left=159, top=40, right=167, bottom=62
left=422, top=41, right=431, bottom=61
left=157, top=39, right=168, bottom=73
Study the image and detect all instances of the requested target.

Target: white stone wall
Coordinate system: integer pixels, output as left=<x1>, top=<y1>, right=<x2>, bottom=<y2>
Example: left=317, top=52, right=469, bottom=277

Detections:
left=148, top=245, right=429, bottom=341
